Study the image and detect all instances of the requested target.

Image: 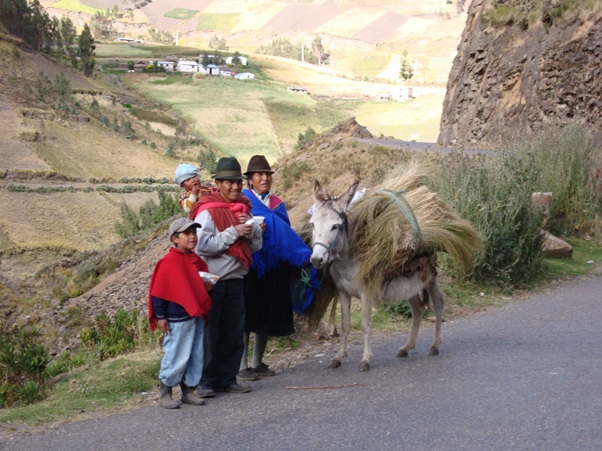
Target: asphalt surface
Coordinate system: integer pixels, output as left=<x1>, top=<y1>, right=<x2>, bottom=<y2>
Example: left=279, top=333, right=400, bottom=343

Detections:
left=2, top=271, right=601, bottom=451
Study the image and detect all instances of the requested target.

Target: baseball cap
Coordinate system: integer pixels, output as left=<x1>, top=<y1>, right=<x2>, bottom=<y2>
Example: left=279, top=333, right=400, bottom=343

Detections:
left=168, top=217, right=200, bottom=238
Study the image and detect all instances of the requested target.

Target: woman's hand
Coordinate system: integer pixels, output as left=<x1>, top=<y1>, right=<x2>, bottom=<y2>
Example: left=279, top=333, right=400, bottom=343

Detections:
left=203, top=280, right=213, bottom=292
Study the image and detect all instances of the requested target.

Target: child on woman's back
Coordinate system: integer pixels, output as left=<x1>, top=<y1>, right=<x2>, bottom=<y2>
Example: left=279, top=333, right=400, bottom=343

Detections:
left=174, top=164, right=214, bottom=212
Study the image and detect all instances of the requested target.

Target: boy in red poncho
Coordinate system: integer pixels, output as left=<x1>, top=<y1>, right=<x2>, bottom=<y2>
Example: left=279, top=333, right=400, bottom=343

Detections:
left=149, top=217, right=214, bottom=409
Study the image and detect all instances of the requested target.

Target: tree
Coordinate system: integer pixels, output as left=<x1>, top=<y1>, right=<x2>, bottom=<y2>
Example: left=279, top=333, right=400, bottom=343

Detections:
left=311, top=36, right=328, bottom=65
left=78, top=23, right=96, bottom=77
left=399, top=50, right=414, bottom=80
left=60, top=17, right=77, bottom=66
left=90, top=11, right=115, bottom=39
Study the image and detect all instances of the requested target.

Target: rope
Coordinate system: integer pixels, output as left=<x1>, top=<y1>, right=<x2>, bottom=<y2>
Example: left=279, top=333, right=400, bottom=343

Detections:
left=378, top=189, right=424, bottom=247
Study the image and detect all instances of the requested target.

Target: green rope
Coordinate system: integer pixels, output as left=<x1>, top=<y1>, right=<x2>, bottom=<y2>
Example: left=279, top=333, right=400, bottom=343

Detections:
left=378, top=189, right=424, bottom=247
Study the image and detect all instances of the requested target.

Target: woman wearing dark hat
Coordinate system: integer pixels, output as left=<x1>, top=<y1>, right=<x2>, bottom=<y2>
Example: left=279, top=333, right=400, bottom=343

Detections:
left=190, top=156, right=263, bottom=395
left=237, top=155, right=315, bottom=379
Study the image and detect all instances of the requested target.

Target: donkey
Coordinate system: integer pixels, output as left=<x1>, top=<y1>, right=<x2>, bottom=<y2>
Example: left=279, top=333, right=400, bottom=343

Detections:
left=309, top=179, right=446, bottom=372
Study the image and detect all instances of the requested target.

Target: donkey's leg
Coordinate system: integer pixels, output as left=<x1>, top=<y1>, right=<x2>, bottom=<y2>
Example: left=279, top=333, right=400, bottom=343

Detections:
left=397, top=293, right=425, bottom=358
left=330, top=291, right=351, bottom=368
left=358, top=294, right=373, bottom=372
left=426, top=278, right=444, bottom=356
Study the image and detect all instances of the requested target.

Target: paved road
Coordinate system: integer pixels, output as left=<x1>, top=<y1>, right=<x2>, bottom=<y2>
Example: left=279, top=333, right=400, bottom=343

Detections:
left=2, top=272, right=601, bottom=451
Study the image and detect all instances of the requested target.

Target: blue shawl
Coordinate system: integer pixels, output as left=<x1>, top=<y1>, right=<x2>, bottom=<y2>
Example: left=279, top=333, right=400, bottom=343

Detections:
left=244, top=189, right=318, bottom=312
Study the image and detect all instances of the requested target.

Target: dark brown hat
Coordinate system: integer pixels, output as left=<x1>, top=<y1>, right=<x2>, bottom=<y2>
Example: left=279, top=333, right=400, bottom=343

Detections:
left=213, top=156, right=243, bottom=180
left=244, top=155, right=274, bottom=176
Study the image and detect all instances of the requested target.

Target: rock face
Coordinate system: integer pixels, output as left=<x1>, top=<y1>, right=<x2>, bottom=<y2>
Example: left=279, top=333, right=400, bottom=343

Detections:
left=438, top=0, right=602, bottom=147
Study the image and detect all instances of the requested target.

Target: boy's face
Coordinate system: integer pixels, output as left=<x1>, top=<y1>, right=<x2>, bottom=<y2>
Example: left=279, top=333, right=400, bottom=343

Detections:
left=171, top=227, right=198, bottom=252
left=181, top=175, right=200, bottom=191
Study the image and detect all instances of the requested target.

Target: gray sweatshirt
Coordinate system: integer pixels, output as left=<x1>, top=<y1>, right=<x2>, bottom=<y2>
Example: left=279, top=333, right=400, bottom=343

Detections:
left=193, top=209, right=262, bottom=281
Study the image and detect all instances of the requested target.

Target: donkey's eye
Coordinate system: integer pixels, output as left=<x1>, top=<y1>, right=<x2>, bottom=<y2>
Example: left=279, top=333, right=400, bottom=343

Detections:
left=331, top=224, right=339, bottom=231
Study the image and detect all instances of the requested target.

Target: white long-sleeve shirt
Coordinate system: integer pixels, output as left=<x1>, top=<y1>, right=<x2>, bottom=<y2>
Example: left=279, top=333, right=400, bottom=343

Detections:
left=193, top=209, right=262, bottom=281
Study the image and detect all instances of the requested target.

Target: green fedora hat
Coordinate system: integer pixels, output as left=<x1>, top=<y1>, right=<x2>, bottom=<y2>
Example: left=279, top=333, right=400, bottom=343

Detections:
left=213, top=157, right=244, bottom=180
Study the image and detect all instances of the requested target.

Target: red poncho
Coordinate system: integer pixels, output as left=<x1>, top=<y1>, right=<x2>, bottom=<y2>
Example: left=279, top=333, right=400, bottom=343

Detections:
left=189, top=191, right=253, bottom=268
left=148, top=247, right=213, bottom=331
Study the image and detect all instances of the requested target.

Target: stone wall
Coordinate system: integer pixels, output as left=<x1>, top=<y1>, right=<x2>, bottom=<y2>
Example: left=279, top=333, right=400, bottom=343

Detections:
left=438, top=0, right=602, bottom=147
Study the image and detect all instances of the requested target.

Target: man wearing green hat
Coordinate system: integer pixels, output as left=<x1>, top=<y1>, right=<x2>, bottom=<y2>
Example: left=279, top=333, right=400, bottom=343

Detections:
left=189, top=157, right=263, bottom=396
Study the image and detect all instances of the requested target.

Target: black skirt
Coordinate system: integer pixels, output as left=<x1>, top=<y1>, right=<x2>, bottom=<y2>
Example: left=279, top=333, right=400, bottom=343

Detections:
left=244, top=264, right=295, bottom=336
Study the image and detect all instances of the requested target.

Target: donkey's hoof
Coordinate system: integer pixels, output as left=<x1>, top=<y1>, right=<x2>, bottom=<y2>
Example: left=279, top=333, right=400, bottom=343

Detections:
left=428, top=347, right=439, bottom=356
left=329, top=359, right=342, bottom=369
left=397, top=349, right=409, bottom=358
left=359, top=361, right=370, bottom=372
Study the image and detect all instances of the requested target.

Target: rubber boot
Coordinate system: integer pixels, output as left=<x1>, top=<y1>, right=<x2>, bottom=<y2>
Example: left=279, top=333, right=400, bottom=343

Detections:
left=159, top=382, right=180, bottom=409
left=181, top=383, right=205, bottom=406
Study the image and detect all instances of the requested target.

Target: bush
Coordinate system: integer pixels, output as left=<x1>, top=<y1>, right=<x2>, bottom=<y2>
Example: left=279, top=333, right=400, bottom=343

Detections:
left=115, top=192, right=181, bottom=239
left=435, top=124, right=601, bottom=288
left=295, top=127, right=316, bottom=150
left=81, top=310, right=155, bottom=361
left=0, top=326, right=50, bottom=408
left=436, top=150, right=544, bottom=288
left=515, top=124, right=601, bottom=238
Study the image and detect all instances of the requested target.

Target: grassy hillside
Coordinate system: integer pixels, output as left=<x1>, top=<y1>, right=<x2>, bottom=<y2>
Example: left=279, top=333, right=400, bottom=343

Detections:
left=0, top=35, right=205, bottom=265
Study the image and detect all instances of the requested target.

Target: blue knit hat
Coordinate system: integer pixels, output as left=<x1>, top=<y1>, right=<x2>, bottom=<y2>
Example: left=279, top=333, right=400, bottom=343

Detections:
left=174, top=163, right=199, bottom=185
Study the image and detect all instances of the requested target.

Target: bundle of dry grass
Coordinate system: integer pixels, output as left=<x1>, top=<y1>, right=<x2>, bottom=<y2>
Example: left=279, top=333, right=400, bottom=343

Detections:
left=349, top=161, right=482, bottom=294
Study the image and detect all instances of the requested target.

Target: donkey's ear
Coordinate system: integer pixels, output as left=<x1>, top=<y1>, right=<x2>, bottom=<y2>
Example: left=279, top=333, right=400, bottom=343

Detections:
left=313, top=180, right=325, bottom=202
left=340, top=180, right=360, bottom=209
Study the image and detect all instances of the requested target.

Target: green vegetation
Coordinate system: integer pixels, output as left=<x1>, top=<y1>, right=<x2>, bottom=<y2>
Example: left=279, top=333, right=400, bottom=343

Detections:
left=53, top=0, right=99, bottom=15
left=0, top=351, right=159, bottom=424
left=0, top=327, right=50, bottom=408
left=295, top=126, right=316, bottom=150
left=95, top=44, right=153, bottom=58
left=165, top=8, right=198, bottom=20
left=256, top=36, right=330, bottom=65
left=435, top=123, right=601, bottom=288
left=197, top=13, right=239, bottom=32
left=114, top=191, right=181, bottom=238
left=486, top=0, right=601, bottom=29
left=0, top=309, right=158, bottom=410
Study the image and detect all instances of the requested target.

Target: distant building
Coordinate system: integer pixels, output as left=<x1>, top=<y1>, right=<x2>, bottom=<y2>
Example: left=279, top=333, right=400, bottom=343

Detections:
left=396, top=86, right=413, bottom=102
left=176, top=60, right=199, bottom=73
left=234, top=72, right=255, bottom=80
left=206, top=64, right=219, bottom=76
left=287, top=85, right=309, bottom=94
left=157, top=61, right=174, bottom=72
left=226, top=56, right=248, bottom=66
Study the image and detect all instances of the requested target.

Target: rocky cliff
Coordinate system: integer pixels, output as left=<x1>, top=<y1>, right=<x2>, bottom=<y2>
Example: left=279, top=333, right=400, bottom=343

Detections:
left=438, top=0, right=602, bottom=147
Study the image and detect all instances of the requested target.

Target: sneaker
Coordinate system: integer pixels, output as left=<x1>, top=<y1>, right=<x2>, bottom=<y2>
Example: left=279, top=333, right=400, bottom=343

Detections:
left=249, top=362, right=275, bottom=377
left=237, top=368, right=259, bottom=381
left=214, top=383, right=252, bottom=393
left=194, top=385, right=216, bottom=398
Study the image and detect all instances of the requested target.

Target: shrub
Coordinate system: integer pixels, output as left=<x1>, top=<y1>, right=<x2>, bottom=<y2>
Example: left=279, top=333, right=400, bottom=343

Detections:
left=0, top=326, right=50, bottom=408
left=515, top=124, right=601, bottom=238
left=81, top=310, right=156, bottom=361
left=198, top=149, right=217, bottom=173
left=435, top=150, right=544, bottom=288
left=295, top=127, right=316, bottom=150
left=115, top=192, right=180, bottom=239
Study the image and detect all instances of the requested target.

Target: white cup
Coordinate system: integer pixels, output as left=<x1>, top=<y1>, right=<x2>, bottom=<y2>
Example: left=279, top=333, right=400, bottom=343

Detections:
left=253, top=216, right=265, bottom=224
